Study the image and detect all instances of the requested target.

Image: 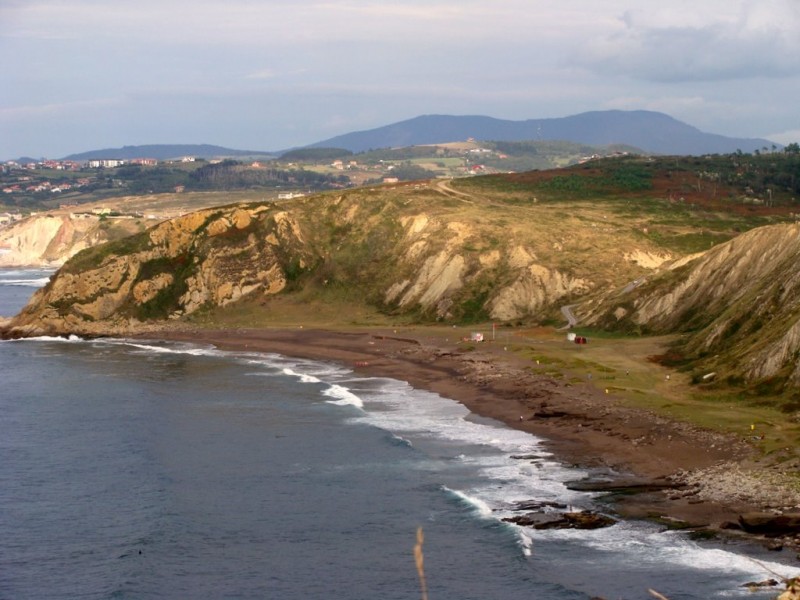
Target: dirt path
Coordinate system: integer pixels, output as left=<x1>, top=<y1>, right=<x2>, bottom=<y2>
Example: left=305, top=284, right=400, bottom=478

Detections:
left=559, top=304, right=578, bottom=329
left=434, top=178, right=477, bottom=204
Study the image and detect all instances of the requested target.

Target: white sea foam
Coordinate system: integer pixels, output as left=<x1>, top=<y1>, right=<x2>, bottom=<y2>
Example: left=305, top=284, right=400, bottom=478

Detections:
left=354, top=380, right=544, bottom=453
left=15, top=333, right=788, bottom=582
left=281, top=367, right=321, bottom=384
left=338, top=375, right=593, bottom=543
left=9, top=334, right=83, bottom=343
left=534, top=518, right=794, bottom=582
left=517, top=530, right=534, bottom=557
left=0, top=268, right=54, bottom=277
left=0, top=267, right=55, bottom=287
left=93, top=339, right=223, bottom=358
left=0, top=277, right=51, bottom=287
left=322, top=384, right=364, bottom=408
left=388, top=433, right=413, bottom=447
left=241, top=355, right=366, bottom=411
left=334, top=372, right=800, bottom=582
left=464, top=458, right=588, bottom=510
left=245, top=355, right=348, bottom=380
left=445, top=487, right=493, bottom=518
left=38, top=337, right=792, bottom=582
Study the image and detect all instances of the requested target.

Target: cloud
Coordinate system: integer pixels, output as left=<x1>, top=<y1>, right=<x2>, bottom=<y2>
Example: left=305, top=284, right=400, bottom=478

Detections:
left=767, top=129, right=800, bottom=145
left=0, top=1, right=610, bottom=49
left=0, top=97, right=122, bottom=121
left=572, top=0, right=800, bottom=82
left=245, top=69, right=278, bottom=81
left=314, top=2, right=471, bottom=21
left=1, top=0, right=798, bottom=158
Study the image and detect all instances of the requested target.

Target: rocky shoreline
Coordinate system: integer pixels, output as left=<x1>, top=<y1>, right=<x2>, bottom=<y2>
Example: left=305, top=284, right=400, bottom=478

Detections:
left=139, top=326, right=800, bottom=561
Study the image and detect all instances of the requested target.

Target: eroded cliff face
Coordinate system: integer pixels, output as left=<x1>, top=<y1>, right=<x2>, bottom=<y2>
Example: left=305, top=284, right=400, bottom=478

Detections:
left=7, top=204, right=310, bottom=335
left=588, top=223, right=800, bottom=387
left=381, top=214, right=592, bottom=321
left=489, top=263, right=589, bottom=322
left=0, top=213, right=144, bottom=267
left=4, top=189, right=675, bottom=337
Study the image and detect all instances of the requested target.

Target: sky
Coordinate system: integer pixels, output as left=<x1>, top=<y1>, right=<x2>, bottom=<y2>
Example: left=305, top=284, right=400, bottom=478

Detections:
left=1, top=0, right=799, bottom=159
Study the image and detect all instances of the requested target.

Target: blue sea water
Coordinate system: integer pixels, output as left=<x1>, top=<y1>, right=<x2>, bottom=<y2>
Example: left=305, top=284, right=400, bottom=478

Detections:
left=0, top=267, right=796, bottom=599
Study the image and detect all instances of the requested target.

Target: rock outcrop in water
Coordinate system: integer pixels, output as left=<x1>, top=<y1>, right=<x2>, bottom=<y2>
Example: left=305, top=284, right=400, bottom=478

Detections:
left=502, top=510, right=616, bottom=530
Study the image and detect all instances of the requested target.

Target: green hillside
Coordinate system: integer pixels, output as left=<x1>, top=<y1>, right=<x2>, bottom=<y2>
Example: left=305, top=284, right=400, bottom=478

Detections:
left=6, top=153, right=800, bottom=391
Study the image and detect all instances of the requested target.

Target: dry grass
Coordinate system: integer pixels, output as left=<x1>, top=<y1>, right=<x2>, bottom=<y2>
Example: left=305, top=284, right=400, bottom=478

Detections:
left=59, top=190, right=280, bottom=220
left=495, top=327, right=800, bottom=465
left=414, top=527, right=428, bottom=600
left=188, top=293, right=403, bottom=330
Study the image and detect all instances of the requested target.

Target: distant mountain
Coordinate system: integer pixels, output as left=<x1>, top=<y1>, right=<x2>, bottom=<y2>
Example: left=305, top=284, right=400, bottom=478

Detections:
left=309, top=110, right=777, bottom=156
left=49, top=110, right=778, bottom=162
left=62, top=144, right=275, bottom=161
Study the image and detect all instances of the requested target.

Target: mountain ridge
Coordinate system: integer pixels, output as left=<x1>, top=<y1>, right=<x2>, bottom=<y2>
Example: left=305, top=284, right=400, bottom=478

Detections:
left=22, top=110, right=777, bottom=162
left=309, top=110, right=776, bottom=156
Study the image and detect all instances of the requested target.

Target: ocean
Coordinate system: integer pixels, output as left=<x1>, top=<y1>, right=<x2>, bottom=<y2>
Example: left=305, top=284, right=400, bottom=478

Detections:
left=0, top=267, right=795, bottom=599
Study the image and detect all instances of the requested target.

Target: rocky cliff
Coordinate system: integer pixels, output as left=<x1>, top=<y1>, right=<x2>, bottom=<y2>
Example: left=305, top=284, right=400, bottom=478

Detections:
left=6, top=181, right=800, bottom=393
left=3, top=185, right=672, bottom=336
left=585, top=223, right=800, bottom=392
left=0, top=213, right=144, bottom=267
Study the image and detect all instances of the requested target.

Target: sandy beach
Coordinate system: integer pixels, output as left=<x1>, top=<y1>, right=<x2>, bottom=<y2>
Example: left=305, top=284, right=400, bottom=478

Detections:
left=147, top=326, right=800, bottom=555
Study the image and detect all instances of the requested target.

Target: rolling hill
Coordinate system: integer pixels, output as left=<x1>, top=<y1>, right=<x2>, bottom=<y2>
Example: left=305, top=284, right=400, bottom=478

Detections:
left=5, top=153, right=800, bottom=397
left=63, top=144, right=275, bottom=161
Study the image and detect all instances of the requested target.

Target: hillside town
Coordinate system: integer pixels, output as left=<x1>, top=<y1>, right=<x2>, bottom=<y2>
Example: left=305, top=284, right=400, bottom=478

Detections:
left=0, top=146, right=503, bottom=211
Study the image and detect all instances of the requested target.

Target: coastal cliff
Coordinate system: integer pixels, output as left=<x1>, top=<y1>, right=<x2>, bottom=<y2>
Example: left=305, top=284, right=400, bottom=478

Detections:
left=0, top=212, right=144, bottom=267
left=4, top=184, right=669, bottom=336
left=5, top=179, right=800, bottom=396
left=586, top=223, right=800, bottom=393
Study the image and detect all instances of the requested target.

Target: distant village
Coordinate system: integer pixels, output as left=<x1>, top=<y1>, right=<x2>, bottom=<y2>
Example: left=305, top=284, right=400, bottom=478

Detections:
left=0, top=203, right=166, bottom=228
left=1, top=140, right=633, bottom=220
left=0, top=156, right=202, bottom=196
left=0, top=150, right=486, bottom=204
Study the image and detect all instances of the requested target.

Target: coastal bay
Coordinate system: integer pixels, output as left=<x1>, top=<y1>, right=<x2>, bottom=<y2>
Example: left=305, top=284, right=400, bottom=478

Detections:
left=3, top=271, right=799, bottom=598
left=151, top=326, right=800, bottom=550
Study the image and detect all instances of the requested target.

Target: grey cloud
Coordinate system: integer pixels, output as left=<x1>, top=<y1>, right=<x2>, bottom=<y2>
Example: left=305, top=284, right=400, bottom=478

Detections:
left=573, top=11, right=800, bottom=82
left=2, top=0, right=798, bottom=158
